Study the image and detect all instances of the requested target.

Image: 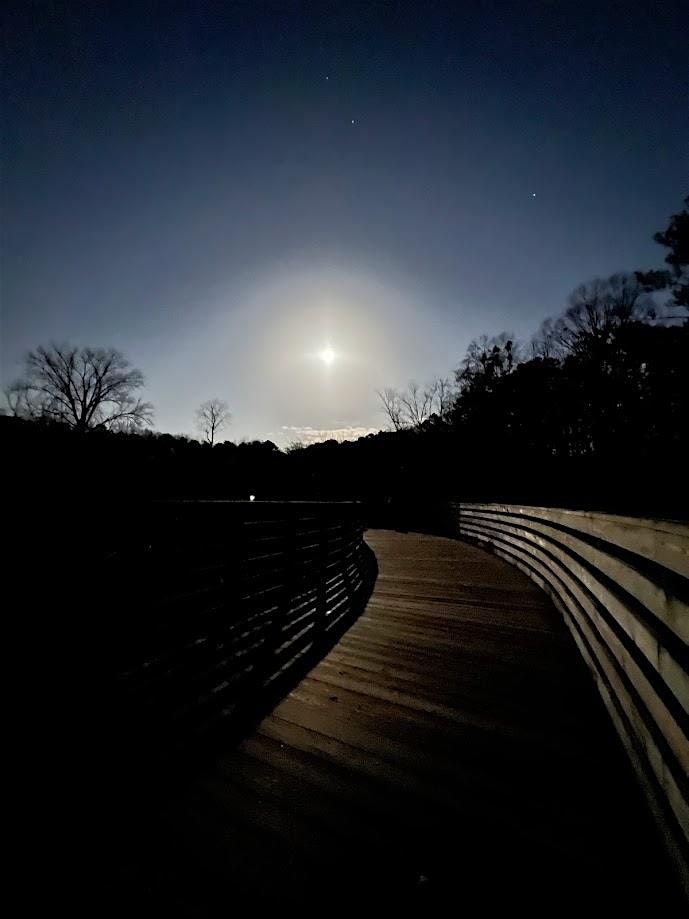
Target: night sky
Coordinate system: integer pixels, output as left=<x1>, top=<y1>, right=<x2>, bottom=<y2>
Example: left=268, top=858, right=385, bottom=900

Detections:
left=3, top=1, right=686, bottom=443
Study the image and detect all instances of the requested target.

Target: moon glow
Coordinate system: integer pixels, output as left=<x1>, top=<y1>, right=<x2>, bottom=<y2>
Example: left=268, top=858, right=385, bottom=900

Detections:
left=319, top=346, right=335, bottom=366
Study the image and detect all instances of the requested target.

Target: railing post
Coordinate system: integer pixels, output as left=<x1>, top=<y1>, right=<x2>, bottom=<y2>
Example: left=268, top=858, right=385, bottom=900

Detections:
left=111, top=501, right=374, bottom=762
left=262, top=502, right=296, bottom=689
left=317, top=506, right=328, bottom=630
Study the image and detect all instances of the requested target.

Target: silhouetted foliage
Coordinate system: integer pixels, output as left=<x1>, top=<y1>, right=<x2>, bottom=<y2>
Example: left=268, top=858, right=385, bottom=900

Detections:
left=5, top=201, right=687, bottom=519
left=636, top=195, right=689, bottom=312
left=440, top=267, right=687, bottom=515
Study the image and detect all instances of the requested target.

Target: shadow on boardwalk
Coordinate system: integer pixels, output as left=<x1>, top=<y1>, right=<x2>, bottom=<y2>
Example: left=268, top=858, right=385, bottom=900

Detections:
left=103, top=529, right=683, bottom=915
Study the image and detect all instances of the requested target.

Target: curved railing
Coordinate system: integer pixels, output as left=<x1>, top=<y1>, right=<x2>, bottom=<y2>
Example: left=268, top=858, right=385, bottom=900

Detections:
left=453, top=502, right=689, bottom=896
left=107, top=501, right=376, bottom=759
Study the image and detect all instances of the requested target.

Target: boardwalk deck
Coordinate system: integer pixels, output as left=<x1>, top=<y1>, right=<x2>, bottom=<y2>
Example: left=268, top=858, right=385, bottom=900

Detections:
left=118, top=530, right=682, bottom=913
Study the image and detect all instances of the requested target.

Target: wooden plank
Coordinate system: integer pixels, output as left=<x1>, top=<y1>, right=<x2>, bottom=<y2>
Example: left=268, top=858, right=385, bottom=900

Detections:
left=116, top=529, right=684, bottom=913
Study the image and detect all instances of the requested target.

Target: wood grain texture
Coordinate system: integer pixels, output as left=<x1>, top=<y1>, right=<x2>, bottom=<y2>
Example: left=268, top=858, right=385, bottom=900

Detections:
left=114, top=530, right=682, bottom=914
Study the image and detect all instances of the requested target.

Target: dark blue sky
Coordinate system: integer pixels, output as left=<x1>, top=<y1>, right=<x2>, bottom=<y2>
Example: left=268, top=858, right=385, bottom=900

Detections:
left=2, top=1, right=686, bottom=442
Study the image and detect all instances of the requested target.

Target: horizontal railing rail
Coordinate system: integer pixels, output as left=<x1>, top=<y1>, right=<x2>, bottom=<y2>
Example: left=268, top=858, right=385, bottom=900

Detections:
left=453, top=502, right=689, bottom=898
left=105, top=501, right=375, bottom=762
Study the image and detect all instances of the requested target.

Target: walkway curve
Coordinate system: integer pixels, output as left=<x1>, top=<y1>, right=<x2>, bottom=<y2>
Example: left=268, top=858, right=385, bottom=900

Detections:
left=116, top=530, right=682, bottom=913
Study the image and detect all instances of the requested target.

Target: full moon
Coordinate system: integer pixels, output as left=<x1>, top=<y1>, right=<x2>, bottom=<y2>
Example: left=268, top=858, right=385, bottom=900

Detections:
left=319, top=346, right=335, bottom=366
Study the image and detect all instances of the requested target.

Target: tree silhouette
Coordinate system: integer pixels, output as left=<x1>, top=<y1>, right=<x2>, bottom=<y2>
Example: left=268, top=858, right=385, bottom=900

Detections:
left=195, top=398, right=231, bottom=446
left=551, top=274, right=651, bottom=357
left=377, top=387, right=405, bottom=431
left=456, top=334, right=517, bottom=395
left=636, top=195, right=689, bottom=312
left=6, top=344, right=153, bottom=431
left=378, top=378, right=453, bottom=430
left=654, top=198, right=689, bottom=307
left=530, top=317, right=558, bottom=359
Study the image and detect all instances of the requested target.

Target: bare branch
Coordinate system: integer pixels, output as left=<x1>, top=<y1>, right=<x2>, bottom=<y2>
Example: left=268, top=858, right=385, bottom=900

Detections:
left=195, top=398, right=231, bottom=446
left=377, top=387, right=405, bottom=431
left=13, top=344, right=153, bottom=430
left=531, top=317, right=560, bottom=359
left=552, top=274, right=653, bottom=356
left=456, top=334, right=519, bottom=394
left=378, top=377, right=454, bottom=431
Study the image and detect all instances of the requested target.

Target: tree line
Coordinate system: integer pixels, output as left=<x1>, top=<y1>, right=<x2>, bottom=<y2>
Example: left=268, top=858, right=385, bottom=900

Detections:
left=4, top=345, right=231, bottom=444
left=3, top=196, right=687, bottom=517
left=318, top=196, right=689, bottom=516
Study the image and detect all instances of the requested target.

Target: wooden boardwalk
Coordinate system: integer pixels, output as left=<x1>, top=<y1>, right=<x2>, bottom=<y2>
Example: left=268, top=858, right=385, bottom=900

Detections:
left=119, top=530, right=681, bottom=913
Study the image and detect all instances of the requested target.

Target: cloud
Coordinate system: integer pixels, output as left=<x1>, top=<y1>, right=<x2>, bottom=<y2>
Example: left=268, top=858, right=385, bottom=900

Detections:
left=276, top=424, right=381, bottom=447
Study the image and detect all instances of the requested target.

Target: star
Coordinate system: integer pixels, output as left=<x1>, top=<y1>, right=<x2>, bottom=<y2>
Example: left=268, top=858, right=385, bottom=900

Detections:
left=532, top=192, right=536, bottom=197
left=351, top=119, right=356, bottom=124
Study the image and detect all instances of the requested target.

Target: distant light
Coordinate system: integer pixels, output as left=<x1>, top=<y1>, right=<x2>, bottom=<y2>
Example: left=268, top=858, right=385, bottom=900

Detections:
left=532, top=192, right=536, bottom=197
left=319, top=346, right=335, bottom=366
left=351, top=119, right=355, bottom=124
left=249, top=494, right=256, bottom=501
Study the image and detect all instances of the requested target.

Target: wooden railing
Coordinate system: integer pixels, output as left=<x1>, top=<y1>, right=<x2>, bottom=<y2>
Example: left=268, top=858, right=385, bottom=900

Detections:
left=106, top=501, right=375, bottom=760
left=453, top=502, right=689, bottom=897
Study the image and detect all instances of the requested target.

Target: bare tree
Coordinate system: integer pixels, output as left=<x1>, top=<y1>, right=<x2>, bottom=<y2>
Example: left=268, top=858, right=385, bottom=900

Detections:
left=552, top=274, right=652, bottom=356
left=195, top=398, right=231, bottom=446
left=457, top=334, right=519, bottom=393
left=530, top=317, right=559, bottom=359
left=378, top=377, right=454, bottom=430
left=377, top=387, right=405, bottom=430
left=429, top=376, right=455, bottom=417
left=398, top=381, right=421, bottom=428
left=5, top=344, right=153, bottom=430
left=399, top=380, right=434, bottom=428
left=4, top=381, right=40, bottom=419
